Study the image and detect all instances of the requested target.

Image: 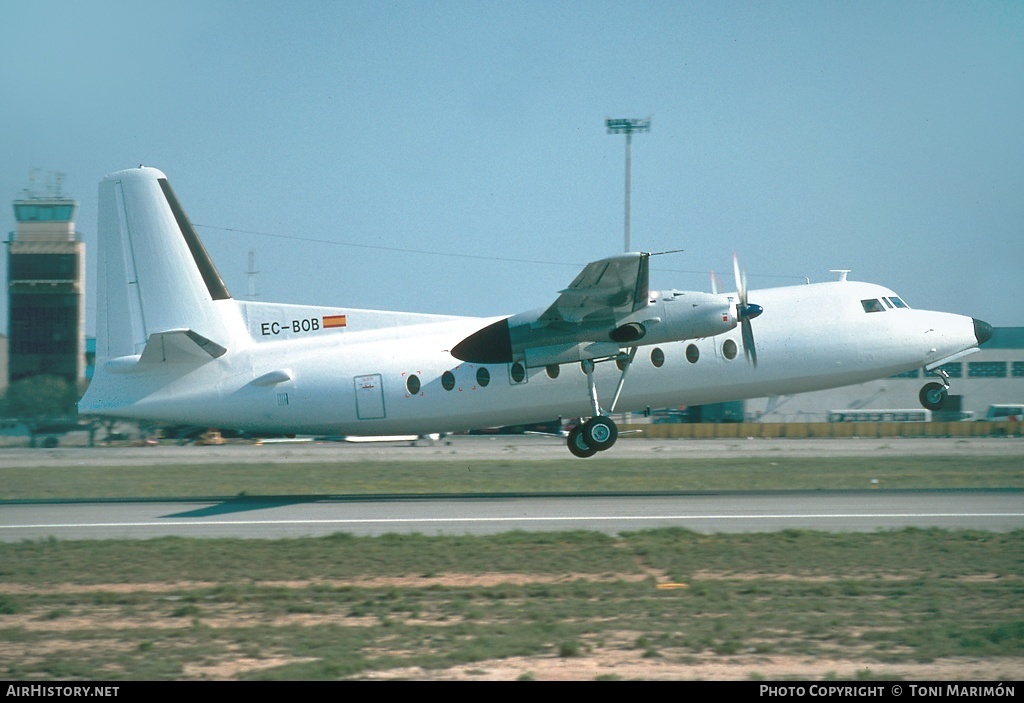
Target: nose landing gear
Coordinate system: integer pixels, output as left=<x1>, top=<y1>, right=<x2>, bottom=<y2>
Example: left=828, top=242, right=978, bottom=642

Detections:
left=919, top=368, right=950, bottom=411
left=919, top=382, right=948, bottom=411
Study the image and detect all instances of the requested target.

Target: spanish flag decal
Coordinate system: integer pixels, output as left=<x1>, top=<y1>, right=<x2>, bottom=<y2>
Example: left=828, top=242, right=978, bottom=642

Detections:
left=322, top=315, right=347, bottom=329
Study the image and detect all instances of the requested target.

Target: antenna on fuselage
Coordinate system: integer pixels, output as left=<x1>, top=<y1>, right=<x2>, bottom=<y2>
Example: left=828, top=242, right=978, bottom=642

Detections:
left=830, top=269, right=851, bottom=282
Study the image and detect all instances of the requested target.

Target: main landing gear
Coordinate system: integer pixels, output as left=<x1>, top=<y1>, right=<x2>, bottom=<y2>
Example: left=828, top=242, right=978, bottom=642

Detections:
left=919, top=368, right=950, bottom=411
left=568, top=416, right=618, bottom=458
left=566, top=351, right=635, bottom=458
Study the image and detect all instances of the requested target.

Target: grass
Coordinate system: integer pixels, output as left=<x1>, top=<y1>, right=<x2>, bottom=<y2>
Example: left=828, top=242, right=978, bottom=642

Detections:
left=0, top=528, right=1021, bottom=680
left=1, top=447, right=1021, bottom=679
left=1, top=455, right=1023, bottom=500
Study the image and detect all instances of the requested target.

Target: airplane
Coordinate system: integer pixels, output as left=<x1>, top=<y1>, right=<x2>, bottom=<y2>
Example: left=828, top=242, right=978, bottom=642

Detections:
left=78, top=166, right=994, bottom=457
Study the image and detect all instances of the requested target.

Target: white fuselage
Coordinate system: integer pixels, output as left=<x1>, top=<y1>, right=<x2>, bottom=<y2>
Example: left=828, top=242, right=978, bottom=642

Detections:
left=80, top=279, right=980, bottom=435
left=76, top=166, right=987, bottom=443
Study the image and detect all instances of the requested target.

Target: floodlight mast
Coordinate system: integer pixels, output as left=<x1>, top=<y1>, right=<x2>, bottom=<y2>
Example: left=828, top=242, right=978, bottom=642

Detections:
left=606, top=117, right=651, bottom=252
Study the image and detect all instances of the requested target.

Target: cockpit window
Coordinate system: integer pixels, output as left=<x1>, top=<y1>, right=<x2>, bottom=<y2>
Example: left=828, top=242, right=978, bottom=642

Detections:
left=882, top=297, right=894, bottom=308
left=861, top=299, right=885, bottom=313
left=888, top=296, right=909, bottom=309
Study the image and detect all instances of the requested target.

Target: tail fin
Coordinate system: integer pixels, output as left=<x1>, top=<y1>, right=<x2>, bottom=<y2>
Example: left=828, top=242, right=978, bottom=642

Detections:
left=94, top=166, right=247, bottom=362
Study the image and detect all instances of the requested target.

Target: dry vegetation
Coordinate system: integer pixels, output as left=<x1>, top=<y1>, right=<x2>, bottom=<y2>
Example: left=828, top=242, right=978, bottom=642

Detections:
left=1, top=530, right=1022, bottom=680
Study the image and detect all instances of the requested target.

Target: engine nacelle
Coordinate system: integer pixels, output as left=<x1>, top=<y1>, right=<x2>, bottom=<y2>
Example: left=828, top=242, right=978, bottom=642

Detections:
left=624, top=290, right=737, bottom=347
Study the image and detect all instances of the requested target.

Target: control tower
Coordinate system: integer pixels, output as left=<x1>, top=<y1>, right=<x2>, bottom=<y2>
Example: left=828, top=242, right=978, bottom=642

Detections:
left=6, top=176, right=85, bottom=384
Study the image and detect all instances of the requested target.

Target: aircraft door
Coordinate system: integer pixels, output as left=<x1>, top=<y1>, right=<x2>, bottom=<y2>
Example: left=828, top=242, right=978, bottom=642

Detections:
left=354, top=374, right=386, bottom=420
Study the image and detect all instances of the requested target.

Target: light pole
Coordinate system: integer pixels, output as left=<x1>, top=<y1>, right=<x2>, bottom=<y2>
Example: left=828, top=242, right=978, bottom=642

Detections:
left=606, top=117, right=650, bottom=252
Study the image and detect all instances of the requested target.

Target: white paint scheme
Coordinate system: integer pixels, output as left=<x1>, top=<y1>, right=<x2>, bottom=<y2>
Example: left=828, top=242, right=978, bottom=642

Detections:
left=78, top=167, right=988, bottom=454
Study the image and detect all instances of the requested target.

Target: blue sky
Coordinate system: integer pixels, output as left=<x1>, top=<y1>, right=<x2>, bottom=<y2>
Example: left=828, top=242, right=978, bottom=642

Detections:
left=2, top=0, right=1022, bottom=335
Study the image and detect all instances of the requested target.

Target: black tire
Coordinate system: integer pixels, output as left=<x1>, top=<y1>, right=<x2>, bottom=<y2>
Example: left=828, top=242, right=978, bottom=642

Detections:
left=567, top=426, right=597, bottom=458
left=583, top=416, right=618, bottom=451
left=919, top=382, right=948, bottom=411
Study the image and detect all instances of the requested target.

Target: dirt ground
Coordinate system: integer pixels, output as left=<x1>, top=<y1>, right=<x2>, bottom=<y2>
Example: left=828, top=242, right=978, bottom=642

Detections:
left=357, top=653, right=1021, bottom=681
left=3, top=573, right=1021, bottom=681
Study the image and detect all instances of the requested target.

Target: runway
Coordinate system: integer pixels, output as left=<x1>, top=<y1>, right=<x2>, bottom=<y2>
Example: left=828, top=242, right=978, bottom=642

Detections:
left=2, top=435, right=1021, bottom=467
left=2, top=437, right=1021, bottom=540
left=2, top=490, right=1021, bottom=540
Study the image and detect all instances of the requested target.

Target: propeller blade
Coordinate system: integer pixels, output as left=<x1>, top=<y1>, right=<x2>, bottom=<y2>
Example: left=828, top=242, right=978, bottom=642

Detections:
left=732, top=253, right=745, bottom=307
left=741, top=317, right=758, bottom=367
left=732, top=253, right=761, bottom=367
left=710, top=270, right=718, bottom=295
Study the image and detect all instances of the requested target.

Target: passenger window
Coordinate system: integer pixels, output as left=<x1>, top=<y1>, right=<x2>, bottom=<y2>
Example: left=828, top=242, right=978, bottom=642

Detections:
left=861, top=299, right=885, bottom=313
left=406, top=375, right=421, bottom=394
left=510, top=362, right=526, bottom=383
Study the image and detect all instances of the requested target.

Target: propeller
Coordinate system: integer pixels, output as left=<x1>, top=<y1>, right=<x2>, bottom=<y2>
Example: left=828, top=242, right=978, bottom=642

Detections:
left=732, top=253, right=763, bottom=366
left=709, top=270, right=722, bottom=295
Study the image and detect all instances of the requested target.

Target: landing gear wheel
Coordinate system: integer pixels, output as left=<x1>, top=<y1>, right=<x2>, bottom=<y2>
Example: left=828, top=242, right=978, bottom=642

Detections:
left=583, top=416, right=618, bottom=452
left=567, top=426, right=598, bottom=458
left=919, top=382, right=948, bottom=411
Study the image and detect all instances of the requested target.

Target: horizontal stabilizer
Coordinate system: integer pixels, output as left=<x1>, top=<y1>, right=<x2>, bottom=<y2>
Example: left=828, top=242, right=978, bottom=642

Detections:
left=138, top=329, right=227, bottom=364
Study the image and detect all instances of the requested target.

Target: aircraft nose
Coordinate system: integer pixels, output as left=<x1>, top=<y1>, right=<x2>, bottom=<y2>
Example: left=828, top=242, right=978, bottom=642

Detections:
left=973, top=318, right=993, bottom=346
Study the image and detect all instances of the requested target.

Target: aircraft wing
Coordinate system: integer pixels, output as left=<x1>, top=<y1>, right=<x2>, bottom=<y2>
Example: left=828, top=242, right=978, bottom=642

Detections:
left=452, top=253, right=653, bottom=364
left=537, top=253, right=649, bottom=326
left=452, top=250, right=737, bottom=367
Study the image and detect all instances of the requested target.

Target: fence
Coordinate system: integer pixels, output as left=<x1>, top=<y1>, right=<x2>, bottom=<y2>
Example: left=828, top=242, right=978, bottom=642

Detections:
left=633, top=420, right=1022, bottom=439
